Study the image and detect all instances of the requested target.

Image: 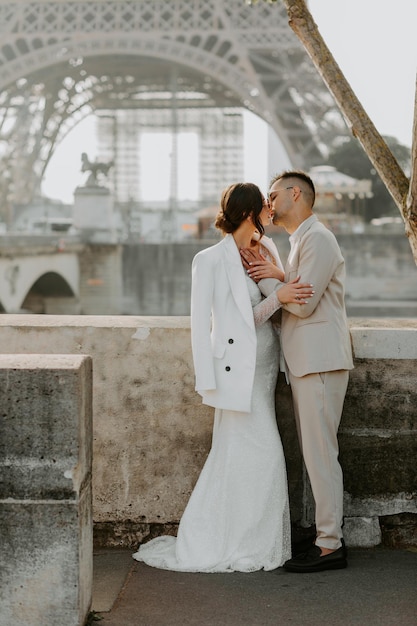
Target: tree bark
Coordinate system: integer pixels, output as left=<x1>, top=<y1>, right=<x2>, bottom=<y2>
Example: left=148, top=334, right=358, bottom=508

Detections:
left=281, top=0, right=417, bottom=263
left=406, top=76, right=417, bottom=258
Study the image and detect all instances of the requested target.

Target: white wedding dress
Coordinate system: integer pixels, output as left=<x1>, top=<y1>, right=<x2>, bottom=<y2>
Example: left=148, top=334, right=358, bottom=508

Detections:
left=133, top=275, right=291, bottom=572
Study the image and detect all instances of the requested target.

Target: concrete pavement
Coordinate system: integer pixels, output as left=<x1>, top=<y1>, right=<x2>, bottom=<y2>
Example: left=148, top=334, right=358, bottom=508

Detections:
left=92, top=547, right=417, bottom=625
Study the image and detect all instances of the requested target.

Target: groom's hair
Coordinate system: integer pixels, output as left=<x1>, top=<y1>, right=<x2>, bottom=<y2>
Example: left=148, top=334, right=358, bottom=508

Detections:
left=270, top=170, right=315, bottom=207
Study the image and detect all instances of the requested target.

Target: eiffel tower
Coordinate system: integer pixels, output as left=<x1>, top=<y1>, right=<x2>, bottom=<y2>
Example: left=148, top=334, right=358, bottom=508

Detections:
left=0, top=0, right=347, bottom=211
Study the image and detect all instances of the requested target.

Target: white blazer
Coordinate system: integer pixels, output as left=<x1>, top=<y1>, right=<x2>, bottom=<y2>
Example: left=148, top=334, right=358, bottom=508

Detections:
left=191, top=233, right=283, bottom=413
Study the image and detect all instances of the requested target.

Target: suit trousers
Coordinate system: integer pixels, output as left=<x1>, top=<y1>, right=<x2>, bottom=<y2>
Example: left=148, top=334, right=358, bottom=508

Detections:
left=289, top=369, right=349, bottom=550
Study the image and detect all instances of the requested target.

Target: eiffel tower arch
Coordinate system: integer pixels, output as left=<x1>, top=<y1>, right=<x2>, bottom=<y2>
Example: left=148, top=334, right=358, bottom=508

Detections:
left=0, top=0, right=348, bottom=210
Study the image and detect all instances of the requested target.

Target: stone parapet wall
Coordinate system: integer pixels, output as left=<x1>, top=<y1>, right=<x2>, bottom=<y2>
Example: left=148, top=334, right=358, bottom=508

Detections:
left=0, top=315, right=415, bottom=550
left=0, top=354, right=93, bottom=626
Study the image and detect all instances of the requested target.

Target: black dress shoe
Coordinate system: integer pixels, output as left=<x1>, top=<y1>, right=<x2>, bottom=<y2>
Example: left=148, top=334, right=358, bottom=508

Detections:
left=283, top=543, right=347, bottom=573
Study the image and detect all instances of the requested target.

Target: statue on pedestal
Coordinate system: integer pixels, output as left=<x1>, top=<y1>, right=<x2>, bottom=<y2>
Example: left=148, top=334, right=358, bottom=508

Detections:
left=81, top=152, right=113, bottom=187
left=73, top=153, right=116, bottom=236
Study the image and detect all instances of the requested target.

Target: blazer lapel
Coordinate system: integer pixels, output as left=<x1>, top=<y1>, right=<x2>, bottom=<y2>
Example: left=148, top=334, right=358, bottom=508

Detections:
left=222, top=235, right=255, bottom=331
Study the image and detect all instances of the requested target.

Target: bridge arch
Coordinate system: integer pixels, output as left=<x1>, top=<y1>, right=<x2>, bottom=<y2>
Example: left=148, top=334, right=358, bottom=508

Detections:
left=21, top=271, right=77, bottom=314
left=0, top=252, right=79, bottom=313
left=3, top=37, right=268, bottom=113
left=8, top=45, right=278, bottom=150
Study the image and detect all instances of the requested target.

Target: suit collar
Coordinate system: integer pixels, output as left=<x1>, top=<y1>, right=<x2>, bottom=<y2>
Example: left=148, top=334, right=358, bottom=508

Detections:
left=290, top=214, right=318, bottom=243
left=287, top=215, right=318, bottom=269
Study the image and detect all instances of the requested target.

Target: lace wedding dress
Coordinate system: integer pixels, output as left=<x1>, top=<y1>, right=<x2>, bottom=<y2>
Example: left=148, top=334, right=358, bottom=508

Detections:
left=133, top=275, right=291, bottom=572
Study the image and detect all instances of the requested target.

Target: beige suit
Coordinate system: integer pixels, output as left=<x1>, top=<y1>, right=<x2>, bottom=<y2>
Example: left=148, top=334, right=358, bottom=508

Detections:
left=260, top=215, right=353, bottom=550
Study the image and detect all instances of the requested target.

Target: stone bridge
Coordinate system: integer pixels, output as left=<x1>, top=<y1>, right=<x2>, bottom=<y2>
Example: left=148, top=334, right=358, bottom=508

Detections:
left=1, top=230, right=417, bottom=317
left=0, top=236, right=124, bottom=314
left=0, top=239, right=80, bottom=313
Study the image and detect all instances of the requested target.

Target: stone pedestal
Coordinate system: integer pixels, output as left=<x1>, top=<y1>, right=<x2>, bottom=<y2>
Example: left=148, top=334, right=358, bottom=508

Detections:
left=73, top=184, right=116, bottom=241
left=0, top=354, right=93, bottom=626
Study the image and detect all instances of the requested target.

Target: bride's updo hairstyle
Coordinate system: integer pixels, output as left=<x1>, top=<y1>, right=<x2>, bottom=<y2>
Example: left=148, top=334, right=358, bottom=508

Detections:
left=215, top=182, right=265, bottom=237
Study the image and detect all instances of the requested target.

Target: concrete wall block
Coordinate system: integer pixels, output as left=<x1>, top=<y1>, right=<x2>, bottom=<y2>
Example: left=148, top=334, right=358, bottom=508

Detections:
left=380, top=513, right=417, bottom=548
left=0, top=354, right=93, bottom=500
left=0, top=354, right=93, bottom=626
left=0, top=485, right=92, bottom=626
left=343, top=359, right=417, bottom=430
left=344, top=492, right=417, bottom=517
left=79, top=244, right=123, bottom=315
left=343, top=516, right=382, bottom=547
left=350, top=327, right=417, bottom=360
left=339, top=433, right=417, bottom=496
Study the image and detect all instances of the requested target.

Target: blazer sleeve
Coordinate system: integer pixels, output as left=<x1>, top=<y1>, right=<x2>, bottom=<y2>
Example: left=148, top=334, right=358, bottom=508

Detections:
left=257, top=277, right=281, bottom=297
left=283, top=228, right=341, bottom=319
left=190, top=251, right=216, bottom=392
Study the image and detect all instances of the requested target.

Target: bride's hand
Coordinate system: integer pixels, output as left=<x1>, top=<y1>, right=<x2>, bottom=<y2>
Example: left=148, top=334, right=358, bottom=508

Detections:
left=240, top=247, right=263, bottom=269
left=247, top=259, right=284, bottom=283
left=240, top=248, right=285, bottom=282
left=277, top=276, right=314, bottom=305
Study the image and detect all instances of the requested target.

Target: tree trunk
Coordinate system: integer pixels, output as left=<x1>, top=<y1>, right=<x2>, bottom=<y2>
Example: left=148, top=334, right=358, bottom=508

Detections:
left=281, top=0, right=417, bottom=263
left=406, top=76, right=417, bottom=258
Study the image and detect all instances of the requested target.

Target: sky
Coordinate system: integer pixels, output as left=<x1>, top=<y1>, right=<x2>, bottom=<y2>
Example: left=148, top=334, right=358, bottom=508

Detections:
left=308, top=0, right=416, bottom=147
left=42, top=0, right=417, bottom=203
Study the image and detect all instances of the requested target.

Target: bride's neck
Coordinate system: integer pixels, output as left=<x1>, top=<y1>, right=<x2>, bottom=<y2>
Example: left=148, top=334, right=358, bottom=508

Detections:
left=232, top=223, right=257, bottom=250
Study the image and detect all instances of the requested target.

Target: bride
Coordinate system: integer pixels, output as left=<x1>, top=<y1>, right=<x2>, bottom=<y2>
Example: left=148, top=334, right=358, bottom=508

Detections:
left=133, top=182, right=313, bottom=572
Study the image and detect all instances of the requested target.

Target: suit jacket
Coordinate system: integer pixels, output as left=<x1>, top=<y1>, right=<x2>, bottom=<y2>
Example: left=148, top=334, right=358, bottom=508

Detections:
left=191, top=233, right=282, bottom=413
left=259, top=216, right=354, bottom=377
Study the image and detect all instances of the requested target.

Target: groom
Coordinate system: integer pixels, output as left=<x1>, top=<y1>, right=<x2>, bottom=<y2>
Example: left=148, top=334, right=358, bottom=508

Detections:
left=242, top=170, right=353, bottom=573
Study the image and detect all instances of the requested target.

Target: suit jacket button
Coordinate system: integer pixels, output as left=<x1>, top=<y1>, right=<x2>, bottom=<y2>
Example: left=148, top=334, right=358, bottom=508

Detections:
left=228, top=338, right=234, bottom=344
left=225, top=366, right=231, bottom=371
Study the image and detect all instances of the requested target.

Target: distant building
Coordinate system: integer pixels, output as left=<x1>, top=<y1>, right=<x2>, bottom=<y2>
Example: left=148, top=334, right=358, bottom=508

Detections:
left=94, top=107, right=244, bottom=241
left=309, top=165, right=373, bottom=233
left=10, top=199, right=73, bottom=234
left=96, top=107, right=244, bottom=205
